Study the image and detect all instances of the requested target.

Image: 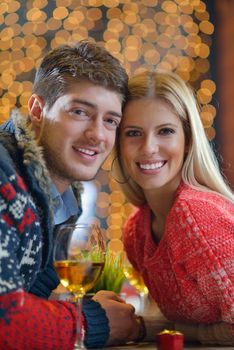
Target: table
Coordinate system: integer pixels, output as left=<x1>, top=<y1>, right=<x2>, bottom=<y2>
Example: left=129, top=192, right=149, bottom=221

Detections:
left=51, top=291, right=233, bottom=350
left=98, top=342, right=234, bottom=350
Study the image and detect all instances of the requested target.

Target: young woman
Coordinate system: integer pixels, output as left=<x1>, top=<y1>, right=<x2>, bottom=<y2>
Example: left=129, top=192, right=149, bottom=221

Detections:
left=113, top=70, right=234, bottom=345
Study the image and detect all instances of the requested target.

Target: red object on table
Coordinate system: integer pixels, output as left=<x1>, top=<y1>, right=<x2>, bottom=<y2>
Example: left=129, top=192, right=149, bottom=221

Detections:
left=156, top=329, right=184, bottom=350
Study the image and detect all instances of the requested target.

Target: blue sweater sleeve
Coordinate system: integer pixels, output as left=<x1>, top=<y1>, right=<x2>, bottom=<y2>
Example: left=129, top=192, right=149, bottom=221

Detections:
left=83, top=298, right=110, bottom=348
left=29, top=251, right=60, bottom=298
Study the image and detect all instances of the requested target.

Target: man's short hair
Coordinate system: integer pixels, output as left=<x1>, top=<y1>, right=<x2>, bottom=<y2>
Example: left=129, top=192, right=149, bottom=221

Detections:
left=33, top=39, right=128, bottom=110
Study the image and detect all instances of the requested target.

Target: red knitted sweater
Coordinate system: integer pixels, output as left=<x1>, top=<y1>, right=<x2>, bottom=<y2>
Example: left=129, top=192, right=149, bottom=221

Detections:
left=123, top=182, right=234, bottom=325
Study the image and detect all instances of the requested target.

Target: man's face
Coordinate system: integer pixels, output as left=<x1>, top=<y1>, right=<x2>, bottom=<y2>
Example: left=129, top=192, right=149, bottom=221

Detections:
left=35, top=81, right=122, bottom=192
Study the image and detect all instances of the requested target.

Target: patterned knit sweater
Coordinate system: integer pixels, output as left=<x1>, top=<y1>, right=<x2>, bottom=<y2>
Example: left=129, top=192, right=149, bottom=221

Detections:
left=124, top=182, right=234, bottom=342
left=0, top=111, right=109, bottom=349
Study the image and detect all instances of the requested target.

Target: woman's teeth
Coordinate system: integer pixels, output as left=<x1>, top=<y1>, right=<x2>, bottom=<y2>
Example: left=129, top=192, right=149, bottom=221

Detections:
left=139, top=161, right=165, bottom=170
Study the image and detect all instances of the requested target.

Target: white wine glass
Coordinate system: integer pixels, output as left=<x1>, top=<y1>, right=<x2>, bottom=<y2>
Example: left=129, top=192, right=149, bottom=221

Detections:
left=53, top=223, right=105, bottom=349
left=123, top=254, right=148, bottom=315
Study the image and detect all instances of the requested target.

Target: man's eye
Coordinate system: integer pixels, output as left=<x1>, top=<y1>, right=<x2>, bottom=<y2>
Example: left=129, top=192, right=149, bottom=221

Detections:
left=105, top=118, right=120, bottom=129
left=159, top=128, right=175, bottom=135
left=73, top=109, right=86, bottom=116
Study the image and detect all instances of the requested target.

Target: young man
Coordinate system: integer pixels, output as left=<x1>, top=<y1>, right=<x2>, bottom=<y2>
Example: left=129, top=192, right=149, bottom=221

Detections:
left=0, top=40, right=141, bottom=349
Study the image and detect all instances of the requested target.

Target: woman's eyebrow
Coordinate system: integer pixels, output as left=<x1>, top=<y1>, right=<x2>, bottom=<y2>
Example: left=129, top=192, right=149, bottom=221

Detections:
left=122, top=123, right=178, bottom=129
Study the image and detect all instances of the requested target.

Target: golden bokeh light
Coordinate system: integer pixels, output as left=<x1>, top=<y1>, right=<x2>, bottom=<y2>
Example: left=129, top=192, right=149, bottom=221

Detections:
left=33, top=0, right=48, bottom=9
left=26, top=8, right=47, bottom=22
left=123, top=46, right=140, bottom=62
left=106, top=7, right=122, bottom=19
left=199, top=20, right=214, bottom=34
left=106, top=227, right=122, bottom=240
left=0, top=3, right=8, bottom=15
left=201, top=79, right=216, bottom=94
left=53, top=7, right=69, bottom=20
left=108, top=18, right=124, bottom=32
left=205, top=126, right=216, bottom=141
left=105, top=39, right=121, bottom=54
left=7, top=1, right=20, bottom=13
left=162, top=1, right=178, bottom=14
left=197, top=87, right=212, bottom=104
left=103, top=0, right=120, bottom=8
left=96, top=206, right=109, bottom=219
left=108, top=239, right=123, bottom=252
left=47, top=17, right=62, bottom=30
left=4, top=12, right=18, bottom=25
left=142, top=0, right=158, bottom=7
left=56, top=0, right=71, bottom=7
left=180, top=3, right=194, bottom=15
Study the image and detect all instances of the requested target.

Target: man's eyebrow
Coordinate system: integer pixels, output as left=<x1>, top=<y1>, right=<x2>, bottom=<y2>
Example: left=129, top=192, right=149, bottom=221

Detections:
left=71, top=98, right=97, bottom=109
left=71, top=98, right=122, bottom=118
left=109, top=111, right=122, bottom=119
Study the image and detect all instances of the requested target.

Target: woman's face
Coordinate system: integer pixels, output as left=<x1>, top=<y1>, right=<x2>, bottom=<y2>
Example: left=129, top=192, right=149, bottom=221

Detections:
left=120, top=97, right=186, bottom=195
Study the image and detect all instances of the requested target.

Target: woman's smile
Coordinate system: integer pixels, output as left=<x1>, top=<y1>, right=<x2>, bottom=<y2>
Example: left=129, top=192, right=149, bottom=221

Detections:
left=137, top=160, right=166, bottom=171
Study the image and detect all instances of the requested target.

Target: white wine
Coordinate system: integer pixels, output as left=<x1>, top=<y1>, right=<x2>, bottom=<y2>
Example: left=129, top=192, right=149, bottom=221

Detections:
left=54, top=260, right=104, bottom=296
left=124, top=265, right=148, bottom=295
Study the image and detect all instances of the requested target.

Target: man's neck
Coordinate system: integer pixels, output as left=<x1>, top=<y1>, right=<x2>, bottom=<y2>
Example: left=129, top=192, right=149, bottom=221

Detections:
left=50, top=176, right=71, bottom=194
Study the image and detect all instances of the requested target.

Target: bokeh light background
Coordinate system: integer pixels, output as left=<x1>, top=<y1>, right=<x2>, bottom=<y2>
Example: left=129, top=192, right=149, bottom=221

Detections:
left=0, top=0, right=216, bottom=251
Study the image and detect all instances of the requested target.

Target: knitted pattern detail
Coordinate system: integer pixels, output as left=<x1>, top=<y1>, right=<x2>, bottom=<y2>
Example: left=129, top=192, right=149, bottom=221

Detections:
left=0, top=291, right=77, bottom=350
left=124, top=183, right=234, bottom=324
left=0, top=169, right=41, bottom=293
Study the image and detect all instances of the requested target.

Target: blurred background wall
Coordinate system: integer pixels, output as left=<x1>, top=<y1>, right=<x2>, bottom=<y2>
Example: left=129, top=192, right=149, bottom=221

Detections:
left=214, top=0, right=234, bottom=193
left=0, top=0, right=233, bottom=250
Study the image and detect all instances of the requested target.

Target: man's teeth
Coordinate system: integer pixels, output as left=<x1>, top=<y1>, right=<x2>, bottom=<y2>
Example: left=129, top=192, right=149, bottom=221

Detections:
left=78, top=148, right=95, bottom=156
left=139, top=161, right=164, bottom=170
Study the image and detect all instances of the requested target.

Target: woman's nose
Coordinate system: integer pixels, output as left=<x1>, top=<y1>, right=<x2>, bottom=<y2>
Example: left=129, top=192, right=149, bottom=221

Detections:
left=141, top=135, right=159, bottom=155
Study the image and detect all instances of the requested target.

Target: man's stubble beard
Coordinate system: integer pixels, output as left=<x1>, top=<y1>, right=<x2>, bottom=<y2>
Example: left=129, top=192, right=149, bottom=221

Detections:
left=42, top=141, right=77, bottom=184
left=38, top=120, right=110, bottom=184
left=38, top=122, right=77, bottom=184
left=40, top=133, right=104, bottom=184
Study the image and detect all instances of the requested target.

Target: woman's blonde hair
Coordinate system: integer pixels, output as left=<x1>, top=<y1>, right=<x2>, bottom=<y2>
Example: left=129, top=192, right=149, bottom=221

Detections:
left=113, top=70, right=234, bottom=206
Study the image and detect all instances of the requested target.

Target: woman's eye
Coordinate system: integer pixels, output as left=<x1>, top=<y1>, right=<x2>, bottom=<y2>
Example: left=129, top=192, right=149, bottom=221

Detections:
left=159, top=128, right=175, bottom=135
left=125, top=130, right=141, bottom=137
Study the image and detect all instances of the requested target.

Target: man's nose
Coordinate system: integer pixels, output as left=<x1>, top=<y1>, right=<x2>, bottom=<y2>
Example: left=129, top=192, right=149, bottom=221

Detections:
left=85, top=117, right=105, bottom=144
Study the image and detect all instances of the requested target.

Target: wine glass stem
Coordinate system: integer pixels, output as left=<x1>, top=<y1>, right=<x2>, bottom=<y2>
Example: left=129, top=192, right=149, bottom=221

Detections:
left=74, top=295, right=85, bottom=349
left=139, top=292, right=147, bottom=315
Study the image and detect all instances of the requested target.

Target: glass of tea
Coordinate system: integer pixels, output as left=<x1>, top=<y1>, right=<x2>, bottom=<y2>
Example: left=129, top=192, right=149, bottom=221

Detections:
left=53, top=223, right=105, bottom=349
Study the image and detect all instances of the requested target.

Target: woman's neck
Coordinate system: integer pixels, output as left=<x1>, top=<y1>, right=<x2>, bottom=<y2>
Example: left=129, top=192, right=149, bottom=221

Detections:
left=145, top=184, right=178, bottom=215
left=144, top=184, right=179, bottom=242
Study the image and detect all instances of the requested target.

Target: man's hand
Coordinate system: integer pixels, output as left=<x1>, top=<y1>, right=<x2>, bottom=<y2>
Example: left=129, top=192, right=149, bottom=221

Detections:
left=93, top=290, right=142, bottom=346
